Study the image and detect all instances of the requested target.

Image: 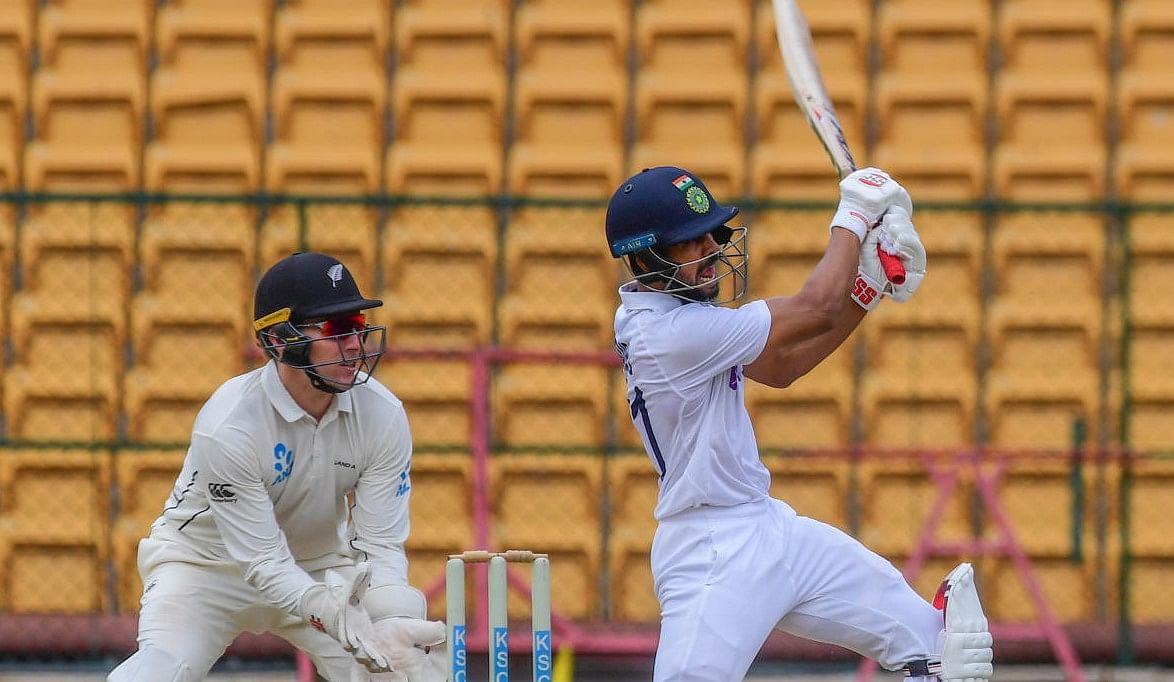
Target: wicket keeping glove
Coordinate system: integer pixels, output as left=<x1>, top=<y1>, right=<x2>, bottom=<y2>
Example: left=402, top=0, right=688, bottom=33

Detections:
left=831, top=167, right=914, bottom=242
left=365, top=584, right=448, bottom=682
left=299, top=562, right=392, bottom=674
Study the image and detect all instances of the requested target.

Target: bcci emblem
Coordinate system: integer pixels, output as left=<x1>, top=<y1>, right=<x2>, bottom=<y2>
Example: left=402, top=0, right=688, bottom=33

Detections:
left=685, top=185, right=710, bottom=214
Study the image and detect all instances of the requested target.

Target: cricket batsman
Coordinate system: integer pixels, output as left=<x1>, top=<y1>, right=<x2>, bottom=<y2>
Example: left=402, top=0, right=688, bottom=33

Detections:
left=607, top=165, right=994, bottom=681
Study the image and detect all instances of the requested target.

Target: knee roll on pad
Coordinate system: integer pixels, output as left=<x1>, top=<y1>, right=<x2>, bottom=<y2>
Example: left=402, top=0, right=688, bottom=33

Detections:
left=107, top=646, right=193, bottom=682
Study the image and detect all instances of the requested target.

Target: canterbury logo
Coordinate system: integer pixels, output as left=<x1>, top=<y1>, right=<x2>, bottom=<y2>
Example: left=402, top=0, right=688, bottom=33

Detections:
left=327, top=264, right=344, bottom=288
left=309, top=615, right=326, bottom=632
left=208, top=483, right=237, bottom=502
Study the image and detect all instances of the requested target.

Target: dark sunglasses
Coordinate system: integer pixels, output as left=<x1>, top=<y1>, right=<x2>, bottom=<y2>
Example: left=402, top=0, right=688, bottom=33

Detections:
left=300, top=313, right=368, bottom=337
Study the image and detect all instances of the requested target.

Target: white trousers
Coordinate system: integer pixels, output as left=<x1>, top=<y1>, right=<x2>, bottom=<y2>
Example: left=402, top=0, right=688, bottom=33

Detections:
left=107, top=537, right=363, bottom=681
left=651, top=498, right=944, bottom=682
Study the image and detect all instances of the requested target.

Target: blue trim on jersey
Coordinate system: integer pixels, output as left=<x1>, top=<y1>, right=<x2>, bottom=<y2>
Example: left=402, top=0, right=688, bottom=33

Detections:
left=630, top=387, right=667, bottom=478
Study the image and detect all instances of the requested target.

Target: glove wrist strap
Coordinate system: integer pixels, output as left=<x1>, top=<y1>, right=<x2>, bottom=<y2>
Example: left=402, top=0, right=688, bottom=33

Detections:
left=851, top=269, right=883, bottom=311
left=830, top=207, right=870, bottom=242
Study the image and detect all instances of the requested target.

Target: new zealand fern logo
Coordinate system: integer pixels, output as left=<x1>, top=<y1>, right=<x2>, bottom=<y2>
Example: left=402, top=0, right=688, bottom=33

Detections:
left=327, top=264, right=344, bottom=288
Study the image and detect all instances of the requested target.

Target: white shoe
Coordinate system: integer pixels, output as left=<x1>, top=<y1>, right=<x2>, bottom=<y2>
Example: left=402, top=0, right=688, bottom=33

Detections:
left=935, top=563, right=994, bottom=682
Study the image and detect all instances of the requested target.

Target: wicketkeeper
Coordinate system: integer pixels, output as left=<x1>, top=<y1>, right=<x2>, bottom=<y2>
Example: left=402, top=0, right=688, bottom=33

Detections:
left=108, top=253, right=446, bottom=682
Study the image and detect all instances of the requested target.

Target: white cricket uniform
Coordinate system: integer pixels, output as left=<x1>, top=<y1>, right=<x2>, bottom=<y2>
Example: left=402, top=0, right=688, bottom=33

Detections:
left=614, top=283, right=945, bottom=682
left=109, top=361, right=413, bottom=681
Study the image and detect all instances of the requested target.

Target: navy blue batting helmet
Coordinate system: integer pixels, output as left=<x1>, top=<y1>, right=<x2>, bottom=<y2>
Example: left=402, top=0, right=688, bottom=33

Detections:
left=605, top=166, right=739, bottom=258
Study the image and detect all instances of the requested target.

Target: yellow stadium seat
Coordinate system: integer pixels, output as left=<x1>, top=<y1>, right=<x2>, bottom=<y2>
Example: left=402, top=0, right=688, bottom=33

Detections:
left=112, top=448, right=186, bottom=610
left=993, top=1, right=1110, bottom=198
left=631, top=2, right=747, bottom=197
left=30, top=2, right=149, bottom=186
left=389, top=2, right=507, bottom=195
left=745, top=343, right=855, bottom=450
left=155, top=0, right=271, bottom=63
left=856, top=456, right=971, bottom=559
left=1127, top=458, right=1174, bottom=558
left=1000, top=0, right=1111, bottom=49
left=131, top=247, right=252, bottom=356
left=25, top=97, right=141, bottom=190
left=374, top=356, right=472, bottom=448
left=0, top=0, right=34, bottom=55
left=0, top=209, right=12, bottom=334
left=403, top=453, right=473, bottom=618
left=991, top=213, right=1105, bottom=302
left=500, top=253, right=618, bottom=351
left=981, top=556, right=1100, bottom=623
left=504, top=206, right=611, bottom=275
left=0, top=448, right=113, bottom=613
left=1129, top=322, right=1174, bottom=443
left=1128, top=216, right=1174, bottom=329
left=146, top=37, right=264, bottom=192
left=873, top=0, right=989, bottom=198
left=0, top=0, right=27, bottom=188
left=1118, top=0, right=1174, bottom=197
left=1127, top=217, right=1174, bottom=450
left=985, top=305, right=1101, bottom=449
left=762, top=454, right=851, bottom=531
left=607, top=454, right=661, bottom=622
left=513, top=0, right=628, bottom=195
left=977, top=454, right=1103, bottom=622
left=11, top=198, right=133, bottom=349
left=491, top=452, right=604, bottom=619
left=860, top=321, right=978, bottom=449
left=493, top=364, right=610, bottom=447
left=138, top=200, right=256, bottom=288
left=752, top=0, right=867, bottom=198
left=395, top=0, right=508, bottom=60
left=0, top=449, right=113, bottom=541
left=125, top=325, right=244, bottom=443
left=268, top=1, right=385, bottom=194
left=274, top=0, right=387, bottom=62
left=893, top=209, right=983, bottom=315
left=38, top=0, right=151, bottom=60
left=259, top=204, right=377, bottom=293
left=380, top=249, right=494, bottom=349
left=405, top=454, right=473, bottom=551
left=3, top=325, right=122, bottom=441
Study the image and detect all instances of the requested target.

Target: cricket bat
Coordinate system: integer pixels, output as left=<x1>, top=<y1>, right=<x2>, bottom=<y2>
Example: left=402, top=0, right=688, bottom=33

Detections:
left=772, top=0, right=906, bottom=285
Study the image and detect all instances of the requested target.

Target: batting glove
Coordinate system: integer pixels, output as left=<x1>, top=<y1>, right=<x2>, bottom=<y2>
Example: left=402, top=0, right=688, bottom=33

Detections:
left=831, top=167, right=914, bottom=242
left=856, top=206, right=926, bottom=305
left=299, top=562, right=392, bottom=674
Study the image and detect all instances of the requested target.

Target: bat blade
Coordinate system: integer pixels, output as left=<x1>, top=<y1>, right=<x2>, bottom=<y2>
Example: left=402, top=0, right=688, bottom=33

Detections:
left=772, top=0, right=856, bottom=178
left=772, top=0, right=907, bottom=285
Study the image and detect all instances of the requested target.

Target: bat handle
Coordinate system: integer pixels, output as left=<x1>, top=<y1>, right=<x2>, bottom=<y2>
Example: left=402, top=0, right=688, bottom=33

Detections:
left=879, top=247, right=906, bottom=285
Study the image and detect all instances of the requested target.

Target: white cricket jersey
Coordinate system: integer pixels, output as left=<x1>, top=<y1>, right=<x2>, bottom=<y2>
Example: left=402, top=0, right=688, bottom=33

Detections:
left=614, top=283, right=773, bottom=520
left=144, top=360, right=413, bottom=616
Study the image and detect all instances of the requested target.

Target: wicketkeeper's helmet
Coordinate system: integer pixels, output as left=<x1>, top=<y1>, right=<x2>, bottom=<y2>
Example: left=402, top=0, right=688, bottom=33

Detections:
left=253, top=252, right=387, bottom=393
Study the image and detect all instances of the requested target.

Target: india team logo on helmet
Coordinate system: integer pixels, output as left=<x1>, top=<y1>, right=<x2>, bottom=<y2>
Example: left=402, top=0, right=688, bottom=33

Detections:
left=685, top=186, right=710, bottom=214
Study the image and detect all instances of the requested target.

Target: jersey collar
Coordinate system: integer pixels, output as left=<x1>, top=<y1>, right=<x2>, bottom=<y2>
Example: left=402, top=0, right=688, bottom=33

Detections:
left=618, top=281, right=687, bottom=313
left=262, top=361, right=355, bottom=423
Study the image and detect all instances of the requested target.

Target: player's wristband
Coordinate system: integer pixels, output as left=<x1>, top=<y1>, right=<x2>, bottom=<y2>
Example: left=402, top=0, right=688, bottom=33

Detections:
left=830, top=206, right=872, bottom=242
left=850, top=269, right=883, bottom=311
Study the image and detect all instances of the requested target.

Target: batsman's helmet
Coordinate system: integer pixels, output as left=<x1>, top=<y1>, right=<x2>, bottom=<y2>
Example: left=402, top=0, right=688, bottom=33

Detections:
left=605, top=166, right=748, bottom=303
left=253, top=252, right=387, bottom=393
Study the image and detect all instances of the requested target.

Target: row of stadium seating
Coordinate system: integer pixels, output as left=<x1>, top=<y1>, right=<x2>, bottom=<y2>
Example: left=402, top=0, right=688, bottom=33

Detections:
left=1, top=448, right=1169, bottom=623
left=0, top=0, right=1171, bottom=200
left=0, top=199, right=1166, bottom=451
